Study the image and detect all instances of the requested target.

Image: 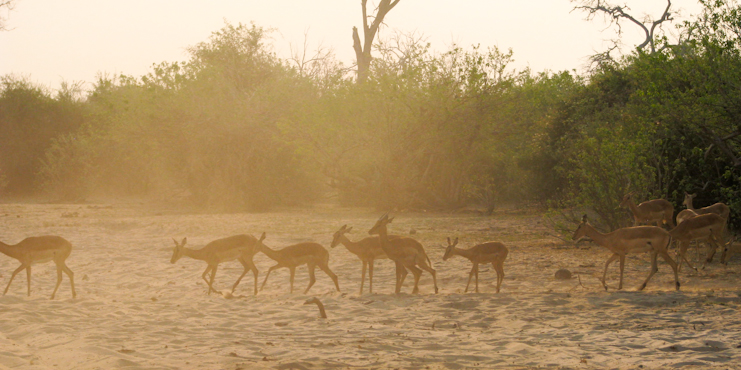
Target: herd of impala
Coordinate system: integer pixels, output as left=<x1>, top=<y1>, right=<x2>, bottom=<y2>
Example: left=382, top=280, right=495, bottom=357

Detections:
left=0, top=192, right=736, bottom=300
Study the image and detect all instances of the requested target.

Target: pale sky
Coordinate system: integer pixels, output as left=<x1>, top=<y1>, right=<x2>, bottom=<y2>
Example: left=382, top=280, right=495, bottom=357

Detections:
left=0, top=0, right=703, bottom=91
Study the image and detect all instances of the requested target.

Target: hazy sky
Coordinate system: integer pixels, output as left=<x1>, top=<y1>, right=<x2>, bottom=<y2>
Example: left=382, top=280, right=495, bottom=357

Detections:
left=1, top=0, right=703, bottom=90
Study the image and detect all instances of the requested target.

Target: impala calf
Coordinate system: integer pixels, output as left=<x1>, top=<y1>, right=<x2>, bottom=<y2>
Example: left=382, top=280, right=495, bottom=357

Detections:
left=443, top=237, right=508, bottom=293
left=259, top=233, right=340, bottom=294
left=620, top=192, right=675, bottom=228
left=0, top=235, right=76, bottom=299
left=368, top=213, right=438, bottom=294
left=170, top=234, right=263, bottom=295
left=573, top=215, right=679, bottom=291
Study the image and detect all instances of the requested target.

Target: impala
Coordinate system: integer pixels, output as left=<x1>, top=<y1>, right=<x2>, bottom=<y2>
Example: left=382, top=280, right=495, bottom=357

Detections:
left=330, top=224, right=402, bottom=295
left=620, top=192, right=675, bottom=228
left=682, top=192, right=730, bottom=220
left=668, top=213, right=728, bottom=271
left=0, top=235, right=76, bottom=299
left=573, top=215, right=680, bottom=291
left=368, top=213, right=438, bottom=294
left=258, top=233, right=340, bottom=294
left=443, top=237, right=508, bottom=293
left=170, top=234, right=262, bottom=295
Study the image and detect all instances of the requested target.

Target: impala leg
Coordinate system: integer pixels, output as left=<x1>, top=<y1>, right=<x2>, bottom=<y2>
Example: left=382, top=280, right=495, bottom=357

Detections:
left=408, top=264, right=423, bottom=294
left=368, top=261, right=375, bottom=294
left=360, top=261, right=367, bottom=295
left=61, top=263, right=75, bottom=298
left=417, top=257, right=438, bottom=294
left=706, top=233, right=724, bottom=264
left=26, top=265, right=32, bottom=296
left=319, top=263, right=340, bottom=292
left=208, top=265, right=219, bottom=295
left=289, top=267, right=296, bottom=294
left=397, top=262, right=408, bottom=289
left=232, top=257, right=258, bottom=295
left=201, top=266, right=215, bottom=295
left=659, top=250, right=681, bottom=290
left=696, top=241, right=701, bottom=263
left=474, top=263, right=480, bottom=293
left=677, top=241, right=698, bottom=272
left=394, top=261, right=407, bottom=294
left=304, top=263, right=317, bottom=294
left=639, top=251, right=659, bottom=291
left=464, top=265, right=475, bottom=293
left=51, top=263, right=64, bottom=300
left=494, top=261, right=505, bottom=293
left=602, top=254, right=619, bottom=291
left=4, top=264, right=26, bottom=296
left=260, top=265, right=280, bottom=291
left=617, top=255, right=626, bottom=290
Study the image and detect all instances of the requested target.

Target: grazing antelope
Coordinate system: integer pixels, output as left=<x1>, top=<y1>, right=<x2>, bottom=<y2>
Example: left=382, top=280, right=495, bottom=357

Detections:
left=573, top=215, right=680, bottom=291
left=368, top=213, right=438, bottom=294
left=331, top=224, right=402, bottom=295
left=258, top=234, right=340, bottom=294
left=668, top=213, right=728, bottom=271
left=443, top=237, right=508, bottom=293
left=170, top=234, right=262, bottom=295
left=620, top=192, right=675, bottom=228
left=0, top=236, right=76, bottom=299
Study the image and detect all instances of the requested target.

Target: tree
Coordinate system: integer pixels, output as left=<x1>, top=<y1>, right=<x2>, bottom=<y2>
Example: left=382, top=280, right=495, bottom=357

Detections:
left=572, top=0, right=674, bottom=63
left=352, top=0, right=401, bottom=83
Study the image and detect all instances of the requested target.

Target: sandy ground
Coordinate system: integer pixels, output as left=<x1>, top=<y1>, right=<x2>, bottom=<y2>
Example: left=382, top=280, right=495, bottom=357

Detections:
left=0, top=202, right=740, bottom=369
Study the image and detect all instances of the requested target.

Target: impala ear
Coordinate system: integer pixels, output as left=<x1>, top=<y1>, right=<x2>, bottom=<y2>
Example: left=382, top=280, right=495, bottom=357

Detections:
left=454, top=237, right=458, bottom=245
left=346, top=226, right=353, bottom=233
left=447, top=237, right=451, bottom=245
left=388, top=216, right=394, bottom=223
left=172, top=238, right=178, bottom=246
left=259, top=232, right=266, bottom=242
left=181, top=237, right=187, bottom=246
left=340, top=224, right=347, bottom=231
left=581, top=214, right=588, bottom=223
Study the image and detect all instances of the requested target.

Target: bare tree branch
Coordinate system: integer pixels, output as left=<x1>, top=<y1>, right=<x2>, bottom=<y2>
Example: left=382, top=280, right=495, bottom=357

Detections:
left=0, top=0, right=17, bottom=32
left=572, top=0, right=674, bottom=56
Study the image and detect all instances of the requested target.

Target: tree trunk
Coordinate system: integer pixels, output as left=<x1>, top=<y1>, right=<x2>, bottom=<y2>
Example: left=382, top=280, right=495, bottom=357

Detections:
left=352, top=0, right=401, bottom=83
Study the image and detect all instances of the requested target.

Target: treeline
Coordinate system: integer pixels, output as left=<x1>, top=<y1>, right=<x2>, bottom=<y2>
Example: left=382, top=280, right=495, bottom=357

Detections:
left=2, top=4, right=741, bottom=229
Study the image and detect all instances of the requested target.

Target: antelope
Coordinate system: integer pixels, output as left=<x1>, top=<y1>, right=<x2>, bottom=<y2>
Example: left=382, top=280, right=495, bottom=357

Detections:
left=573, top=215, right=680, bottom=291
left=675, top=208, right=699, bottom=226
left=443, top=237, right=508, bottom=293
left=674, top=208, right=704, bottom=262
left=258, top=233, right=340, bottom=294
left=170, top=234, right=263, bottom=295
left=368, top=213, right=438, bottom=294
left=0, top=236, right=76, bottom=299
left=330, top=224, right=402, bottom=295
left=620, top=192, right=675, bottom=228
left=683, top=192, right=730, bottom=220
left=668, top=213, right=728, bottom=271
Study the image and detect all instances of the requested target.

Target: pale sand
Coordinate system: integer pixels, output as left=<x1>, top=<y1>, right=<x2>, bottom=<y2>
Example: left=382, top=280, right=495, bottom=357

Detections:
left=0, top=203, right=740, bottom=369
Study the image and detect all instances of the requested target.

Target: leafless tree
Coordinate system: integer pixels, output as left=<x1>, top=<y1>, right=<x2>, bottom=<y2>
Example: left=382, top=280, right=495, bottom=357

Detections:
left=0, top=0, right=16, bottom=31
left=572, top=0, right=674, bottom=64
left=352, top=0, right=401, bottom=83
left=288, top=29, right=343, bottom=82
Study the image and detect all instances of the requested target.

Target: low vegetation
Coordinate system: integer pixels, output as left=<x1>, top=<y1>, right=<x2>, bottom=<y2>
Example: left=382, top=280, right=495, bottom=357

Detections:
left=2, top=3, right=741, bottom=232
